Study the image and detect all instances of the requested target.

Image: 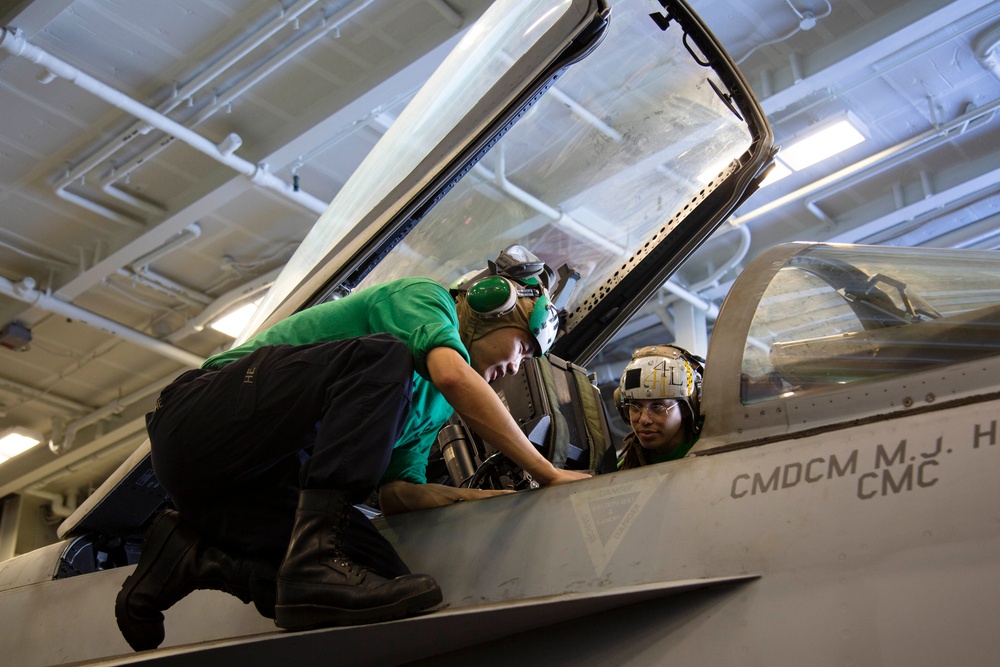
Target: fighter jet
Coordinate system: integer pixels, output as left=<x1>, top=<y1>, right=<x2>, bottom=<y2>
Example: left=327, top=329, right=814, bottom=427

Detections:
left=4, top=0, right=997, bottom=665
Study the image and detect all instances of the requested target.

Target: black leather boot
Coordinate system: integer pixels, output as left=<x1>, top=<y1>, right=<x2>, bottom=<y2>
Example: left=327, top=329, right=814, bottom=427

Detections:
left=115, top=510, right=270, bottom=651
left=275, top=489, right=442, bottom=630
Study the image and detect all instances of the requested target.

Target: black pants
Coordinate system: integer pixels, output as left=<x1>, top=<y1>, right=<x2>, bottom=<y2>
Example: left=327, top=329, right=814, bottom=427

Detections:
left=146, top=334, right=414, bottom=576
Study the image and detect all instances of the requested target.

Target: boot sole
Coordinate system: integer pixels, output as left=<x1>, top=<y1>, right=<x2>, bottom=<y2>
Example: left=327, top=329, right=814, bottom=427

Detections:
left=274, top=586, right=443, bottom=630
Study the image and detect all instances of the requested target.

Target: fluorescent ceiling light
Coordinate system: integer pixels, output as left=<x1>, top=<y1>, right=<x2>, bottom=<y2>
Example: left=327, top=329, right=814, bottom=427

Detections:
left=0, top=427, right=43, bottom=462
left=778, top=119, right=865, bottom=171
left=210, top=299, right=262, bottom=338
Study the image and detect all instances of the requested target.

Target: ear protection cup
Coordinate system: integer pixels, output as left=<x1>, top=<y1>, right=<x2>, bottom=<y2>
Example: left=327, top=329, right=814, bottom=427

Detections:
left=450, top=247, right=561, bottom=355
left=466, top=276, right=518, bottom=317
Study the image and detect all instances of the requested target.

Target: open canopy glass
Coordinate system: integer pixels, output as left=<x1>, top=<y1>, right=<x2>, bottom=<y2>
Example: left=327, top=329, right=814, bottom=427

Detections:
left=244, top=0, right=771, bottom=364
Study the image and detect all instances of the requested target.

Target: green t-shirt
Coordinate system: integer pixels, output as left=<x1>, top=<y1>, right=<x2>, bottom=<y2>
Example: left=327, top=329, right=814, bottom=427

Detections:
left=202, top=277, right=469, bottom=484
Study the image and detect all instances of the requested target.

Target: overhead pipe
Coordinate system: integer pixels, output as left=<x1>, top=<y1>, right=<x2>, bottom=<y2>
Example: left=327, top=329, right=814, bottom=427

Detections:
left=49, top=376, right=172, bottom=454
left=660, top=281, right=719, bottom=319
left=636, top=227, right=751, bottom=345
left=112, top=267, right=214, bottom=309
left=0, top=236, right=78, bottom=272
left=0, top=378, right=88, bottom=415
left=94, top=0, right=376, bottom=212
left=802, top=102, right=997, bottom=225
left=474, top=145, right=627, bottom=255
left=25, top=488, right=78, bottom=518
left=0, top=27, right=328, bottom=216
left=0, top=275, right=204, bottom=368
left=169, top=0, right=325, bottom=108
left=55, top=186, right=145, bottom=228
left=100, top=179, right=167, bottom=216
left=165, top=267, right=282, bottom=343
left=45, top=0, right=329, bottom=223
left=827, top=165, right=1000, bottom=245
left=113, top=223, right=214, bottom=307
left=100, top=223, right=213, bottom=308
left=730, top=97, right=1000, bottom=227
left=687, top=223, right=751, bottom=293
left=545, top=86, right=622, bottom=142
left=495, top=50, right=621, bottom=142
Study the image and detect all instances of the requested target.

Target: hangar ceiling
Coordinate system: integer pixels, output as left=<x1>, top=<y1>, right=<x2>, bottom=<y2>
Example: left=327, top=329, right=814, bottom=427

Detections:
left=0, top=0, right=997, bottom=552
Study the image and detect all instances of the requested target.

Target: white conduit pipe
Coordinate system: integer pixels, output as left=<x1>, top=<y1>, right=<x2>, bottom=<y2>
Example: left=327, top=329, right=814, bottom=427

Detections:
left=129, top=223, right=202, bottom=269
left=25, top=488, right=78, bottom=518
left=0, top=378, right=89, bottom=415
left=546, top=86, right=622, bottom=142
left=0, top=275, right=204, bottom=368
left=495, top=50, right=620, bottom=142
left=655, top=223, right=749, bottom=323
left=114, top=223, right=214, bottom=307
left=474, top=146, right=627, bottom=255
left=100, top=180, right=167, bottom=216
left=165, top=267, right=282, bottom=343
left=96, top=0, right=376, bottom=205
left=688, top=223, right=751, bottom=292
left=732, top=97, right=1000, bottom=226
left=170, top=0, right=324, bottom=108
left=0, top=28, right=328, bottom=216
left=49, top=0, right=327, bottom=221
left=115, top=267, right=214, bottom=308
left=56, top=186, right=145, bottom=228
left=50, top=376, right=173, bottom=454
left=63, top=0, right=324, bottom=185
left=661, top=281, right=719, bottom=319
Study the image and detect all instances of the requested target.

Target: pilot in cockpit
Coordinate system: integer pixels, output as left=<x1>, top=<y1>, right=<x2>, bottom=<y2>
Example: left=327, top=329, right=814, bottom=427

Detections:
left=603, top=344, right=705, bottom=471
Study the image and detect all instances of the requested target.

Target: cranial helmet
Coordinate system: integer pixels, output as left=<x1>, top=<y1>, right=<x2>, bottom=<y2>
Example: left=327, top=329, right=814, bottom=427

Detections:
left=614, top=344, right=705, bottom=436
left=450, top=245, right=560, bottom=355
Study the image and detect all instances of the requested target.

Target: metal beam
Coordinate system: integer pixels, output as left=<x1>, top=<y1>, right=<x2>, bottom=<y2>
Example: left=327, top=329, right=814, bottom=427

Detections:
left=826, top=165, right=1000, bottom=244
left=759, top=0, right=996, bottom=117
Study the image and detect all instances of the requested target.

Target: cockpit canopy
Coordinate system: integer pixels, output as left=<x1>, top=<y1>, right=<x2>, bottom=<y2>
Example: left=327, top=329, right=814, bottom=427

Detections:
left=242, top=0, right=772, bottom=366
left=697, top=242, right=1000, bottom=449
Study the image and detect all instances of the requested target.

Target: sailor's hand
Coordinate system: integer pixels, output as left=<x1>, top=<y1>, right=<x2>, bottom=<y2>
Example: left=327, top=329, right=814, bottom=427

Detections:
left=451, top=487, right=516, bottom=502
left=379, top=480, right=513, bottom=515
left=534, top=467, right=592, bottom=487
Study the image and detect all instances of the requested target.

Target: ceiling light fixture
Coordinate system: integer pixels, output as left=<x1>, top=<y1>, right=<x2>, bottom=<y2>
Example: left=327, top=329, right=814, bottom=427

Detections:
left=778, top=118, right=866, bottom=171
left=0, top=427, right=43, bottom=462
left=760, top=115, right=866, bottom=188
left=210, top=299, right=263, bottom=339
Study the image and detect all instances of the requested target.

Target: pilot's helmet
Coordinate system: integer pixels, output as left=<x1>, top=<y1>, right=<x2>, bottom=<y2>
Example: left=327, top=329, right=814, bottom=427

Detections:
left=451, top=245, right=560, bottom=355
left=614, top=345, right=705, bottom=438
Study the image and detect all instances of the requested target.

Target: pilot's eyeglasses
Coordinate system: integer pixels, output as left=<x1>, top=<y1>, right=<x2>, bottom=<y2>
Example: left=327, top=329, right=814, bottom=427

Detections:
left=624, top=400, right=678, bottom=420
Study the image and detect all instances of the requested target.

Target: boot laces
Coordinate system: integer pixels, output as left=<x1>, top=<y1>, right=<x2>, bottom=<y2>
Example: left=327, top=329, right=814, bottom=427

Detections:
left=326, top=536, right=371, bottom=578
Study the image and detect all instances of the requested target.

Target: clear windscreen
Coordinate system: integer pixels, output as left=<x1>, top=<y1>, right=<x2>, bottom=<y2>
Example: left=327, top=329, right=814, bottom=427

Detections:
left=358, top=0, right=752, bottom=324
left=241, top=0, right=577, bottom=341
left=741, top=244, right=1000, bottom=404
